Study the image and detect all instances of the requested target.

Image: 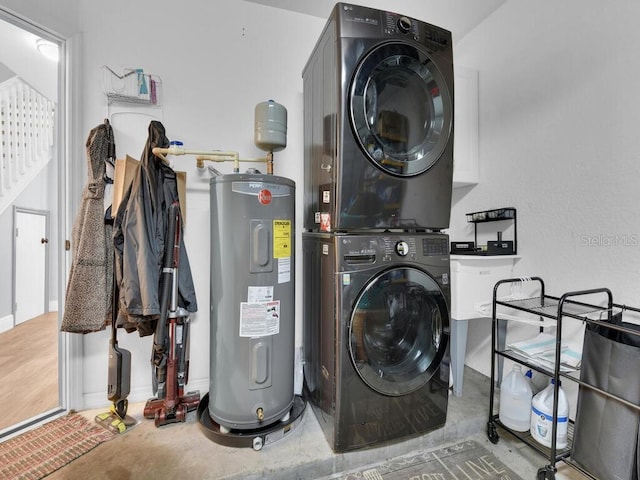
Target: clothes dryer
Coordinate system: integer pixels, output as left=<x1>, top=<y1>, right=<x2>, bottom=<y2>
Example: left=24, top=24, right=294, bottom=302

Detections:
left=303, top=232, right=450, bottom=452
left=303, top=3, right=454, bottom=232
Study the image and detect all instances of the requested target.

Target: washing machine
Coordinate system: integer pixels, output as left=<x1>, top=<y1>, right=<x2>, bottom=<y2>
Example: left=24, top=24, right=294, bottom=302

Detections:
left=303, top=3, right=454, bottom=232
left=303, top=231, right=450, bottom=452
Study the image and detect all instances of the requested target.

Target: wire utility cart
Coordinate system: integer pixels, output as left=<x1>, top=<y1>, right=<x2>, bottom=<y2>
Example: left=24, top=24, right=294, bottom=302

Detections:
left=487, top=277, right=640, bottom=479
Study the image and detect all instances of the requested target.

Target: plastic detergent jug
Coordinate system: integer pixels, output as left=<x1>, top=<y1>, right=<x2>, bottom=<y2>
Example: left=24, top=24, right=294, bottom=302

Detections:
left=530, top=379, right=569, bottom=449
left=526, top=369, right=550, bottom=394
left=499, top=364, right=533, bottom=431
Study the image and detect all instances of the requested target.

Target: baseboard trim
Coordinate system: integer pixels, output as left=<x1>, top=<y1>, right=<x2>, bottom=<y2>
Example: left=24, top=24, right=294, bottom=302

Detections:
left=82, top=377, right=209, bottom=410
left=0, top=314, right=14, bottom=334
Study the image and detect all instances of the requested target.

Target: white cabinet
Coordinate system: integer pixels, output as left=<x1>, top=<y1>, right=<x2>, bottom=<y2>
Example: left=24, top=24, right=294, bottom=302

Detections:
left=453, top=65, right=479, bottom=188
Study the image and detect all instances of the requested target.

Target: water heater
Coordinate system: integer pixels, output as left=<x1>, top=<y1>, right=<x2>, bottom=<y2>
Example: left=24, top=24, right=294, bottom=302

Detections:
left=209, top=173, right=295, bottom=431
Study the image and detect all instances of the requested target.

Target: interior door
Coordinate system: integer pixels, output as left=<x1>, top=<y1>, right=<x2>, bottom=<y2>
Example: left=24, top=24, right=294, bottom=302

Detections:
left=14, top=208, right=48, bottom=324
left=348, top=266, right=449, bottom=396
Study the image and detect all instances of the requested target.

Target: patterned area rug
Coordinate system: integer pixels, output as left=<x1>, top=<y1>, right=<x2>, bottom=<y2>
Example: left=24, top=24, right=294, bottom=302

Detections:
left=0, top=413, right=117, bottom=480
left=326, top=440, right=524, bottom=480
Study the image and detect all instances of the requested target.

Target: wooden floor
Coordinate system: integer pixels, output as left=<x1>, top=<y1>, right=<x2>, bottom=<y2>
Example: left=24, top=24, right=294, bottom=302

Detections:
left=0, top=312, right=59, bottom=431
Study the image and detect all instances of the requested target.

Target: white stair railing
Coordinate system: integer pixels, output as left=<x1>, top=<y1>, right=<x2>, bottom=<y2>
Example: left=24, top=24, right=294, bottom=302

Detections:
left=0, top=76, right=55, bottom=216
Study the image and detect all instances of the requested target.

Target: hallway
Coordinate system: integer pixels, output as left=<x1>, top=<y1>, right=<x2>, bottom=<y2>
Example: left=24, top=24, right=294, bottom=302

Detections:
left=0, top=312, right=58, bottom=431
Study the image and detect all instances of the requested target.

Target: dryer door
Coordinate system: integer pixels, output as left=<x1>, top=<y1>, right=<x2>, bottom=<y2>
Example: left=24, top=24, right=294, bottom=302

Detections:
left=349, top=266, right=449, bottom=396
left=350, top=41, right=452, bottom=176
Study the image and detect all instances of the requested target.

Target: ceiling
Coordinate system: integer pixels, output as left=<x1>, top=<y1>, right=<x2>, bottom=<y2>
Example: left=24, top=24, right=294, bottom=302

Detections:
left=243, top=0, right=507, bottom=41
left=0, top=14, right=58, bottom=100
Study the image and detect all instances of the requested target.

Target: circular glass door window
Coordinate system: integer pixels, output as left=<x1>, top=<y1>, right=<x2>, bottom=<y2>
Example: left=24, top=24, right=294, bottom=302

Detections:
left=348, top=267, right=449, bottom=396
left=350, top=41, right=452, bottom=176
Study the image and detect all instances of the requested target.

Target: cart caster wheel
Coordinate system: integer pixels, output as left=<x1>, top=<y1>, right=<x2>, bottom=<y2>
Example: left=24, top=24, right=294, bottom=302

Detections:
left=537, top=466, right=556, bottom=480
left=487, top=421, right=499, bottom=444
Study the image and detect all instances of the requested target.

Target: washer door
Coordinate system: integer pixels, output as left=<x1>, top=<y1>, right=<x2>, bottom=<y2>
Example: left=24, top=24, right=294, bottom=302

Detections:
left=349, top=267, right=449, bottom=396
left=350, top=41, right=452, bottom=176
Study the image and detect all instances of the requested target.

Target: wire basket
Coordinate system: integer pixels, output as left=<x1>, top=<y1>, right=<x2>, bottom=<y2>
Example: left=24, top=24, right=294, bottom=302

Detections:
left=101, top=65, right=162, bottom=105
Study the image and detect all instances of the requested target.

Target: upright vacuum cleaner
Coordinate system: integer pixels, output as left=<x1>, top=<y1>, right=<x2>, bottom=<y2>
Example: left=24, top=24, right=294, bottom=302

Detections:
left=95, top=262, right=136, bottom=434
left=144, top=202, right=200, bottom=426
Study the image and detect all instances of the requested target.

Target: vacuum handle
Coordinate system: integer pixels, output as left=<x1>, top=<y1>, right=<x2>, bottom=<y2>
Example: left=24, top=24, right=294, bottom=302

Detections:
left=154, top=202, right=181, bottom=350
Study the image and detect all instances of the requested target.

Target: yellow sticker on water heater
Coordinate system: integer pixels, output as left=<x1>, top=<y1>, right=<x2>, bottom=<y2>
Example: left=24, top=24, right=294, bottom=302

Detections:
left=273, top=220, right=291, bottom=259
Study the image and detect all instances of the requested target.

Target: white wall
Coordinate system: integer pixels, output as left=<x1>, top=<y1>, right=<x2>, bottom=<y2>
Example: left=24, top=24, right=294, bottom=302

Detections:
left=76, top=0, right=327, bottom=407
left=449, top=0, right=640, bottom=379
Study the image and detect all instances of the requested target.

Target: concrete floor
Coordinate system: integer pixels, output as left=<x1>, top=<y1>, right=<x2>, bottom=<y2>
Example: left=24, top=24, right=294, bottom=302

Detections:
left=45, top=367, right=587, bottom=480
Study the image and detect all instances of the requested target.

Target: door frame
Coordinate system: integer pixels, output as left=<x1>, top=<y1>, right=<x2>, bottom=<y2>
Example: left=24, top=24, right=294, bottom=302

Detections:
left=12, top=207, right=50, bottom=324
left=0, top=7, right=82, bottom=437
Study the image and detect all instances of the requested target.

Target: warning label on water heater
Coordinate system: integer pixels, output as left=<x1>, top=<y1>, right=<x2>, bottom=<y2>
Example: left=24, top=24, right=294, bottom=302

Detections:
left=278, top=257, right=291, bottom=284
left=239, top=300, right=280, bottom=338
left=273, top=220, right=291, bottom=258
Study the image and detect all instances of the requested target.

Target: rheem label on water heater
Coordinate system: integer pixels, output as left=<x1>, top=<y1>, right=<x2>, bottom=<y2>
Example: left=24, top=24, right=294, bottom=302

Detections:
left=239, top=300, right=280, bottom=338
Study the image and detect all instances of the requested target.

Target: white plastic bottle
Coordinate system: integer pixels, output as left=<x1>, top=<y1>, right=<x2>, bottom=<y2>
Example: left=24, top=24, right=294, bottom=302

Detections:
left=525, top=369, right=550, bottom=394
left=499, top=364, right=533, bottom=431
left=530, top=379, right=570, bottom=449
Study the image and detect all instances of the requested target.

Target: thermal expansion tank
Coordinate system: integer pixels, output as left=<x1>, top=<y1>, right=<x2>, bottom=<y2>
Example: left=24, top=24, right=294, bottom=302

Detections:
left=209, top=173, right=295, bottom=431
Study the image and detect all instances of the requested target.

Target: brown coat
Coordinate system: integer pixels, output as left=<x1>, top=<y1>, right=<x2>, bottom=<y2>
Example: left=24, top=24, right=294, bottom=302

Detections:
left=61, top=120, right=115, bottom=333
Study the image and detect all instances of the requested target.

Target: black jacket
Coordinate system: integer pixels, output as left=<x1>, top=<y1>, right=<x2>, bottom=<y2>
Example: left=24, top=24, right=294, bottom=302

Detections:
left=113, top=121, right=197, bottom=336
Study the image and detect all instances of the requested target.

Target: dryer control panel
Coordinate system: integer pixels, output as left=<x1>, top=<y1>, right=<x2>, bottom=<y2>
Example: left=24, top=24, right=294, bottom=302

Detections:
left=383, top=11, right=451, bottom=48
left=336, top=3, right=451, bottom=49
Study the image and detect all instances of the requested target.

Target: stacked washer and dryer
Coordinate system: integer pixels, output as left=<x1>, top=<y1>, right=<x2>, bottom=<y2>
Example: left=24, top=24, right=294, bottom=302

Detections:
left=302, top=3, right=455, bottom=452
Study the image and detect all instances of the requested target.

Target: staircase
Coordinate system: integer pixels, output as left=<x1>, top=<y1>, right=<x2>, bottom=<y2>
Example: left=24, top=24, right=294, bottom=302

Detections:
left=0, top=76, right=55, bottom=216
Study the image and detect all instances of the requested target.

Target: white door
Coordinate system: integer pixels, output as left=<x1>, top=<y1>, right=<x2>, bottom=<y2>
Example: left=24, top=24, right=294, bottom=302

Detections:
left=14, top=209, right=48, bottom=324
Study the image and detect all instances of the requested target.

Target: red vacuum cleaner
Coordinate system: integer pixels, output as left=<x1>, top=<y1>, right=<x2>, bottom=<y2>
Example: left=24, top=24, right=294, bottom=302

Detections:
left=144, top=202, right=200, bottom=426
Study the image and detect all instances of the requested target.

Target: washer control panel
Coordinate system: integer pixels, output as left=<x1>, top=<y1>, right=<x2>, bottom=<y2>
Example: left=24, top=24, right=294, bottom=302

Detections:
left=422, top=237, right=448, bottom=257
left=380, top=236, right=415, bottom=261
left=340, top=234, right=448, bottom=265
left=395, top=240, right=409, bottom=256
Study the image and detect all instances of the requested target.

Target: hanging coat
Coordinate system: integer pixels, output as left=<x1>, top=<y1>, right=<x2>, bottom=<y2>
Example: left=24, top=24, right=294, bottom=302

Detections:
left=61, top=120, right=115, bottom=333
left=113, top=121, right=197, bottom=336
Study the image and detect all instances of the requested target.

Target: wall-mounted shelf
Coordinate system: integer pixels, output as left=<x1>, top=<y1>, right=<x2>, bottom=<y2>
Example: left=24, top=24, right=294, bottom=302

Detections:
left=101, top=65, right=162, bottom=106
left=466, top=207, right=516, bottom=223
left=462, top=207, right=517, bottom=255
